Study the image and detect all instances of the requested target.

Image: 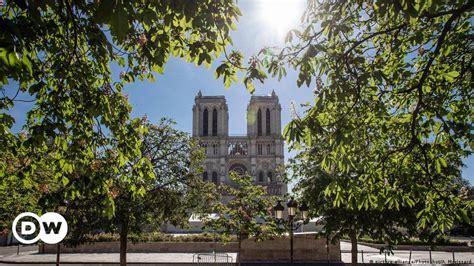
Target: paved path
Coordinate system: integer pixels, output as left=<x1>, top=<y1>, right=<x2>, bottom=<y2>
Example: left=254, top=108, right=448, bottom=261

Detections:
left=1, top=251, right=238, bottom=264
left=0, top=245, right=37, bottom=258
left=0, top=243, right=472, bottom=265
left=0, top=249, right=238, bottom=265
left=340, top=241, right=473, bottom=264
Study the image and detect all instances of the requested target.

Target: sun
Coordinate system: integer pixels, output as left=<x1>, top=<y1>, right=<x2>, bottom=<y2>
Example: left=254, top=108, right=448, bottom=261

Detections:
left=259, top=0, right=306, bottom=37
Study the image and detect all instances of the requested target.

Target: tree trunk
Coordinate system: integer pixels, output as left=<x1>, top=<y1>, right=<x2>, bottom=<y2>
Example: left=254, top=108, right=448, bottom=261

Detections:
left=120, top=220, right=128, bottom=266
left=326, top=236, right=330, bottom=265
left=237, top=234, right=242, bottom=266
left=56, top=243, right=60, bottom=266
left=350, top=231, right=358, bottom=266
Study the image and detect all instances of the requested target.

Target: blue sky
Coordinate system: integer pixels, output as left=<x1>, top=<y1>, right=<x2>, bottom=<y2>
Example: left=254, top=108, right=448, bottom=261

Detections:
left=6, top=0, right=473, bottom=186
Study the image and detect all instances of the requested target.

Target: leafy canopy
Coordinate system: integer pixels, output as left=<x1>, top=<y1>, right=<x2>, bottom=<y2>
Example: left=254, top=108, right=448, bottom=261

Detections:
left=202, top=172, right=277, bottom=242
left=0, top=0, right=241, bottom=223
left=240, top=0, right=473, bottom=238
left=65, top=118, right=208, bottom=246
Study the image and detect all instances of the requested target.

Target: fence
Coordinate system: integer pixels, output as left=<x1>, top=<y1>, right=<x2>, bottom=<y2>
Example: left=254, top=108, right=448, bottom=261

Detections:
left=193, top=252, right=234, bottom=265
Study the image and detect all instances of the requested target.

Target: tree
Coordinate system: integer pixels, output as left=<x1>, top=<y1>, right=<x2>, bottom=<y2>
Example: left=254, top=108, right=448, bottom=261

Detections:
left=0, top=133, right=58, bottom=235
left=59, top=119, right=207, bottom=266
left=290, top=113, right=472, bottom=265
left=0, top=0, right=241, bottom=223
left=232, top=1, right=473, bottom=265
left=291, top=153, right=449, bottom=266
left=202, top=172, right=277, bottom=266
left=111, top=118, right=208, bottom=266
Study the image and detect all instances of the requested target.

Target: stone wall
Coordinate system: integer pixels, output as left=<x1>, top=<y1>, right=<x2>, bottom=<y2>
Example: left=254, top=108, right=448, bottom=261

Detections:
left=241, top=234, right=340, bottom=262
left=41, top=234, right=341, bottom=263
left=349, top=240, right=474, bottom=252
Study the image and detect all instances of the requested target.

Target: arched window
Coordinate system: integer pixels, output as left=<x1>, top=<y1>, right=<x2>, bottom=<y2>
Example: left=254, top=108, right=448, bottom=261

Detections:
left=212, top=172, right=218, bottom=183
left=212, top=143, right=218, bottom=155
left=212, top=108, right=218, bottom=136
left=266, top=108, right=271, bottom=135
left=257, top=108, right=262, bottom=136
left=229, top=164, right=248, bottom=175
left=267, top=171, right=273, bottom=183
left=202, top=142, right=209, bottom=155
left=258, top=171, right=264, bottom=183
left=203, top=109, right=208, bottom=136
left=203, top=172, right=208, bottom=182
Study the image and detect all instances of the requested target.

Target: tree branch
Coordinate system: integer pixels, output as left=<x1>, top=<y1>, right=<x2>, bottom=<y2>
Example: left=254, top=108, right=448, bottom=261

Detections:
left=398, top=1, right=473, bottom=94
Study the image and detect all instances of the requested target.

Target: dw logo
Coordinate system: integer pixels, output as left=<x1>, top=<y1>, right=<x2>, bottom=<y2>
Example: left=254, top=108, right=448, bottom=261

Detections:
left=12, top=212, right=68, bottom=244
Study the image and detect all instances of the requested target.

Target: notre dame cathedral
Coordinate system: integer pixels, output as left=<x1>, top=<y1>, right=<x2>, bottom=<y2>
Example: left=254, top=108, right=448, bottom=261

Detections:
left=192, top=90, right=287, bottom=197
left=161, top=90, right=288, bottom=232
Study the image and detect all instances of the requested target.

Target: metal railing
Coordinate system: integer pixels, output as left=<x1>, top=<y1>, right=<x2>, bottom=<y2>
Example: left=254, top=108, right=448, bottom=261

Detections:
left=266, top=183, right=283, bottom=195
left=192, top=252, right=234, bottom=265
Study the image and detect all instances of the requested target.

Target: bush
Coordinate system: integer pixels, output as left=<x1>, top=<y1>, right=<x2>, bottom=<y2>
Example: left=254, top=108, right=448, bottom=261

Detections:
left=74, top=232, right=237, bottom=243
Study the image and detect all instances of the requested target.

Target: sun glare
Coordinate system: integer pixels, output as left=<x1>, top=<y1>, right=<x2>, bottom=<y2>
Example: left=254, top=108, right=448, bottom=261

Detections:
left=259, top=0, right=305, bottom=38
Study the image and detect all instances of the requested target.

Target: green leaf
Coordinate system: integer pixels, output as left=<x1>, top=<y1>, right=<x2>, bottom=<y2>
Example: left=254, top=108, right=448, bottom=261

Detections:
left=151, top=64, right=164, bottom=75
left=442, top=71, right=459, bottom=82
left=438, top=157, right=447, bottom=168
left=245, top=82, right=255, bottom=93
left=460, top=209, right=470, bottom=224
left=110, top=5, right=130, bottom=42
left=435, top=159, right=441, bottom=173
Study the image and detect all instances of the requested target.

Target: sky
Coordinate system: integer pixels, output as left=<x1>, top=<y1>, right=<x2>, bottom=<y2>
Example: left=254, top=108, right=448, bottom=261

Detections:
left=120, top=0, right=311, bottom=135
left=5, top=0, right=473, bottom=186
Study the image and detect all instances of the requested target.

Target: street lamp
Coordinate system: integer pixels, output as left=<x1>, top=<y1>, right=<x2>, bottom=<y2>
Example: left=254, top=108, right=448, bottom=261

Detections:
left=274, top=200, right=284, bottom=219
left=273, top=197, right=310, bottom=264
left=287, top=197, right=298, bottom=216
left=299, top=201, right=309, bottom=220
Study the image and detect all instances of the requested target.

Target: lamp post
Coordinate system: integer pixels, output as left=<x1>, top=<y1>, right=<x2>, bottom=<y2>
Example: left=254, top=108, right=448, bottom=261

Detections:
left=273, top=198, right=310, bottom=264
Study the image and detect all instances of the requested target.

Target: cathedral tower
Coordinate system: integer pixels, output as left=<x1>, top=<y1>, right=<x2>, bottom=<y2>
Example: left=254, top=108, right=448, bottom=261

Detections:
left=192, top=90, right=286, bottom=196
left=192, top=90, right=229, bottom=137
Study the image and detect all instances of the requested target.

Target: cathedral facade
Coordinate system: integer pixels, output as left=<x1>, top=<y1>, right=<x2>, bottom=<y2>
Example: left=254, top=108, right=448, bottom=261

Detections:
left=192, top=90, right=287, bottom=196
